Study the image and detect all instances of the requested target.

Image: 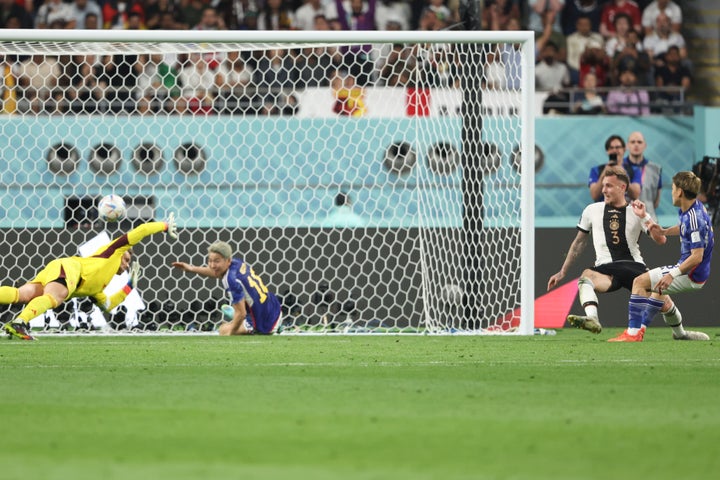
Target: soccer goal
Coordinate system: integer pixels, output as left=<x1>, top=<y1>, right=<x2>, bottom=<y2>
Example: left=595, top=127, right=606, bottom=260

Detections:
left=0, top=29, right=534, bottom=335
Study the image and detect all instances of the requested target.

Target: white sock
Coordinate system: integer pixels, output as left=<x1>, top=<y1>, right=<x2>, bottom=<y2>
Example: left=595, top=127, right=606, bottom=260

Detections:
left=662, top=304, right=686, bottom=337
left=578, top=277, right=599, bottom=320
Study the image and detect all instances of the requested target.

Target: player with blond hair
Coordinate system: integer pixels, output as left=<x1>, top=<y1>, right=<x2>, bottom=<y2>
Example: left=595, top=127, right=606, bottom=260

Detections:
left=171, top=241, right=283, bottom=335
left=548, top=166, right=668, bottom=334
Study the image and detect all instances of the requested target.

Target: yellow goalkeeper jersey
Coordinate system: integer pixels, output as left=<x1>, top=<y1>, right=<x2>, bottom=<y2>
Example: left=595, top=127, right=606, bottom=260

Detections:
left=31, top=221, right=167, bottom=309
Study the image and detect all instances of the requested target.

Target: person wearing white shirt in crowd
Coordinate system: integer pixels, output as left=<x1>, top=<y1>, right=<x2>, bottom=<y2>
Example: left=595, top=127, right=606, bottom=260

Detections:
left=375, top=0, right=411, bottom=30
left=643, top=12, right=686, bottom=63
left=70, top=0, right=102, bottom=29
left=35, top=0, right=76, bottom=28
left=535, top=40, right=570, bottom=91
left=566, top=15, right=604, bottom=81
left=641, top=0, right=682, bottom=36
left=295, top=0, right=326, bottom=30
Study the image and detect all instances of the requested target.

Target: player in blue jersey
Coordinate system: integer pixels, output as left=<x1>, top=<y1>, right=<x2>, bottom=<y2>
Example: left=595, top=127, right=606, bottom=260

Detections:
left=171, top=241, right=283, bottom=335
left=610, top=171, right=713, bottom=342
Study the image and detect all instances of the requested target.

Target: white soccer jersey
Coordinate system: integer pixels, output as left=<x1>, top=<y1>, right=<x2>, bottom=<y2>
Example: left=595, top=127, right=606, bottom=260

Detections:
left=577, top=202, right=647, bottom=266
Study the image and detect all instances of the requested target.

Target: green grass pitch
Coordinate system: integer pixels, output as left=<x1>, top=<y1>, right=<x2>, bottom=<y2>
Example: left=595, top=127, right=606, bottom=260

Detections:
left=1, top=328, right=719, bottom=480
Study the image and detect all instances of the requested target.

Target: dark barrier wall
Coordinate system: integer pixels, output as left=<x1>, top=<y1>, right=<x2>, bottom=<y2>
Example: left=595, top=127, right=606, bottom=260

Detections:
left=1, top=227, right=716, bottom=328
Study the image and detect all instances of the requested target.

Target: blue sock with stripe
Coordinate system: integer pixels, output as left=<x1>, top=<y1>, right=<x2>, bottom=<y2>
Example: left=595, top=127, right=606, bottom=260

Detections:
left=641, top=297, right=665, bottom=328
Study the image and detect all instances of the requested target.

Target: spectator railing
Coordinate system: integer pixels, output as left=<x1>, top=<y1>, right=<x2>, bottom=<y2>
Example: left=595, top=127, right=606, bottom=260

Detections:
left=541, top=86, right=691, bottom=115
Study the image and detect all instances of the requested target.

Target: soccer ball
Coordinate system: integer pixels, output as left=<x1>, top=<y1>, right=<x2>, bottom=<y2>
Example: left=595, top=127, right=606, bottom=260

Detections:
left=97, top=194, right=126, bottom=222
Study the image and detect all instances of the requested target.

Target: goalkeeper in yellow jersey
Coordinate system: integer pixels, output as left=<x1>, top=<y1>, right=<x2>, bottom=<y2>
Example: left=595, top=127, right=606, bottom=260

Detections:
left=1, top=213, right=178, bottom=340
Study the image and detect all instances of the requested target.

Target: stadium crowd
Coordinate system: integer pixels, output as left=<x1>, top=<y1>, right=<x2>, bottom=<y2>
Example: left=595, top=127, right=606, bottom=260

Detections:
left=0, top=0, right=690, bottom=116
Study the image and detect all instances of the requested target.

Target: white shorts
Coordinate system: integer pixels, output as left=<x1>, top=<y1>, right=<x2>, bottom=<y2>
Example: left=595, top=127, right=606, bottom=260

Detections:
left=649, top=266, right=705, bottom=295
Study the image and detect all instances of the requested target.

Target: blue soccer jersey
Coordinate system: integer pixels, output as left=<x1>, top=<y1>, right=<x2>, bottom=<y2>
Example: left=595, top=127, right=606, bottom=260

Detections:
left=677, top=200, right=714, bottom=283
left=221, top=258, right=282, bottom=334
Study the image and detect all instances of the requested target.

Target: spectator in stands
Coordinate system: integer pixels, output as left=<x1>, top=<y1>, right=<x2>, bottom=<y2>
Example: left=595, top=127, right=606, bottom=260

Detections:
left=535, top=40, right=570, bottom=91
left=66, top=54, right=105, bottom=114
left=604, top=12, right=633, bottom=60
left=578, top=39, right=610, bottom=87
left=102, top=0, right=145, bottom=29
left=571, top=71, right=606, bottom=114
left=423, top=0, right=451, bottom=24
left=1, top=0, right=34, bottom=28
left=295, top=16, right=343, bottom=87
left=145, top=0, right=187, bottom=30
left=483, top=0, right=521, bottom=31
left=333, top=0, right=377, bottom=30
left=606, top=68, right=650, bottom=116
left=136, top=53, right=182, bottom=114
left=375, top=0, right=412, bottom=31
left=70, top=0, right=102, bottom=29
left=643, top=11, right=687, bottom=67
left=599, top=0, right=641, bottom=38
left=334, top=0, right=377, bottom=86
left=96, top=53, right=141, bottom=112
left=216, top=0, right=258, bottom=30
left=83, top=10, right=100, bottom=29
left=36, top=0, right=76, bottom=28
left=377, top=41, right=415, bottom=87
left=641, top=0, right=682, bottom=36
left=654, top=45, right=691, bottom=106
left=527, top=0, right=565, bottom=36
left=13, top=54, right=62, bottom=114
left=295, top=0, right=325, bottom=30
left=192, top=6, right=226, bottom=30
left=176, top=52, right=216, bottom=115
left=561, top=0, right=604, bottom=36
left=566, top=15, right=604, bottom=84
left=214, top=50, right=254, bottom=113
left=611, top=28, right=651, bottom=85
left=257, top=0, right=296, bottom=30
left=179, top=0, right=205, bottom=28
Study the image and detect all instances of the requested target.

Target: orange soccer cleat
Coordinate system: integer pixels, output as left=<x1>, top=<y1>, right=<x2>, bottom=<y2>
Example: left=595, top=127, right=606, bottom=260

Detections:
left=608, top=329, right=644, bottom=342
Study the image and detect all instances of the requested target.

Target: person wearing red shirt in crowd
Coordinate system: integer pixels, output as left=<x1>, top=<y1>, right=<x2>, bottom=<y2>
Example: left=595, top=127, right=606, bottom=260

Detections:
left=599, top=0, right=641, bottom=38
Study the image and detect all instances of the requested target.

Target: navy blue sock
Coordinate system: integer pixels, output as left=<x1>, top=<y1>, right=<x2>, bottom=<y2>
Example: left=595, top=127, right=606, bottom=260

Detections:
left=641, top=297, right=665, bottom=328
left=628, top=295, right=648, bottom=330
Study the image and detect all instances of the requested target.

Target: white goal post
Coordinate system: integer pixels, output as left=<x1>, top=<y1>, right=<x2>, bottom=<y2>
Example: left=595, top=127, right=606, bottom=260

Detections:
left=0, top=29, right=535, bottom=335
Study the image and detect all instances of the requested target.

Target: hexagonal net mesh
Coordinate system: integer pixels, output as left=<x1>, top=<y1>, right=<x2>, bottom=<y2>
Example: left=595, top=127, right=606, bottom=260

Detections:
left=0, top=31, right=534, bottom=335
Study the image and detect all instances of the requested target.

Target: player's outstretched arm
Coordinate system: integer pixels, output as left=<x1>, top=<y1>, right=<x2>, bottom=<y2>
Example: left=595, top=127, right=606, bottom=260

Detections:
left=171, top=261, right=217, bottom=278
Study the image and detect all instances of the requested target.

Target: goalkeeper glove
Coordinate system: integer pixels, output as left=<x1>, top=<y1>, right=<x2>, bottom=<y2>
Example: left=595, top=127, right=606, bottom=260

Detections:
left=166, top=212, right=178, bottom=239
left=127, top=261, right=141, bottom=289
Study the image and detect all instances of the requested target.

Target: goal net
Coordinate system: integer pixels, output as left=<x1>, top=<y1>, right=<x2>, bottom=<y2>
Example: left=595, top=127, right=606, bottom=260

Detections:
left=0, top=30, right=534, bottom=335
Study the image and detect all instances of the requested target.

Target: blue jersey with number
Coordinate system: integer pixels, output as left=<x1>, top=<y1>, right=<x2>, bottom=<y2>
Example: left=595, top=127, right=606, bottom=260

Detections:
left=678, top=200, right=714, bottom=283
left=222, top=258, right=282, bottom=334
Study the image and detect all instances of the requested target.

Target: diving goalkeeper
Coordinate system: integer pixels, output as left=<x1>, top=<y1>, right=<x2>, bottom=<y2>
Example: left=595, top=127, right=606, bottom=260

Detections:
left=2, top=214, right=178, bottom=340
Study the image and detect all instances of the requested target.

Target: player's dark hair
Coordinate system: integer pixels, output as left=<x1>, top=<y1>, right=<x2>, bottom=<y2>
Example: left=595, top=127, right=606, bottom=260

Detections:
left=604, top=134, right=625, bottom=151
left=673, top=171, right=701, bottom=199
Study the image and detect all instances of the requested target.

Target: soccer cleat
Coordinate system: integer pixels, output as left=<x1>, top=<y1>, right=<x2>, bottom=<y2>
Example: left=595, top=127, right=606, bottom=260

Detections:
left=4, top=321, right=35, bottom=341
left=672, top=330, right=710, bottom=341
left=566, top=315, right=602, bottom=334
left=608, top=329, right=644, bottom=342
